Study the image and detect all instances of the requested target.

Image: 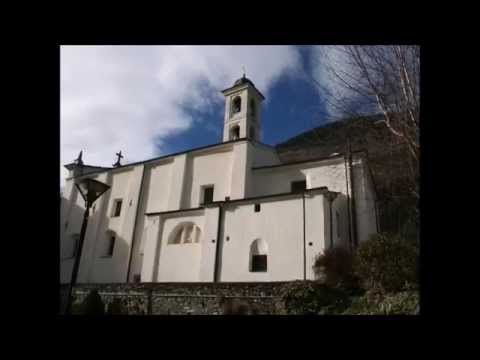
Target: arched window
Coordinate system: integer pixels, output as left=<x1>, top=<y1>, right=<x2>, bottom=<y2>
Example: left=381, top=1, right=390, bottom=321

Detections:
left=250, top=99, right=255, bottom=116
left=232, top=96, right=241, bottom=114
left=249, top=239, right=268, bottom=272
left=230, top=125, right=240, bottom=140
left=168, top=222, right=202, bottom=245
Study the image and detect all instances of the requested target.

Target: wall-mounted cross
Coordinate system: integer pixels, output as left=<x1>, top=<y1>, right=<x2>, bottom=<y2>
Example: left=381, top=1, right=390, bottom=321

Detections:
left=113, top=151, right=124, bottom=167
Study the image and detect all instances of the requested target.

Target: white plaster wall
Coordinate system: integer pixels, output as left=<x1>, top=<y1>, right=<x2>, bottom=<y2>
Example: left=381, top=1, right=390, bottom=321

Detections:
left=60, top=178, right=75, bottom=226
left=198, top=206, right=220, bottom=282
left=351, top=156, right=378, bottom=243
left=252, top=158, right=348, bottom=197
left=167, top=155, right=187, bottom=210
left=332, top=193, right=350, bottom=249
left=156, top=212, right=205, bottom=282
left=223, top=89, right=249, bottom=141
left=80, top=171, right=112, bottom=283
left=223, top=86, right=263, bottom=142
left=229, top=141, right=250, bottom=200
left=60, top=179, right=85, bottom=283
left=251, top=155, right=377, bottom=248
left=144, top=161, right=173, bottom=213
left=247, top=91, right=263, bottom=142
left=126, top=165, right=160, bottom=282
left=61, top=146, right=377, bottom=284
left=120, top=141, right=251, bottom=283
left=250, top=142, right=280, bottom=168
left=219, top=195, right=307, bottom=282
left=304, top=192, right=327, bottom=280
left=183, top=148, right=234, bottom=206
left=140, top=216, right=161, bottom=282
left=61, top=172, right=104, bottom=284
left=81, top=166, right=144, bottom=283
left=127, top=161, right=169, bottom=282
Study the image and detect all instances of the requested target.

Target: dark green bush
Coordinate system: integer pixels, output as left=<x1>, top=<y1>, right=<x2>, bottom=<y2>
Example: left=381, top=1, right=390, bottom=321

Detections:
left=313, top=246, right=358, bottom=288
left=107, top=298, right=126, bottom=315
left=342, top=290, right=419, bottom=315
left=281, top=281, right=351, bottom=315
left=354, top=233, right=418, bottom=293
left=78, top=290, right=105, bottom=315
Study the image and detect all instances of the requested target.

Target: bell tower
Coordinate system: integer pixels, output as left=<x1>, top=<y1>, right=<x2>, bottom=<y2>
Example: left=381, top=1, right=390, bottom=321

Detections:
left=221, top=74, right=265, bottom=142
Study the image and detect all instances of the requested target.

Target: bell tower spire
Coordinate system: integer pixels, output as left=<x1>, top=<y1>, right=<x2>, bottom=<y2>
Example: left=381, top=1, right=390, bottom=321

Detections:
left=221, top=75, right=265, bottom=142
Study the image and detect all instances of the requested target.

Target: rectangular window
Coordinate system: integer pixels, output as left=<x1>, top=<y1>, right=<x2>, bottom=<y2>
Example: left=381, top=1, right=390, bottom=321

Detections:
left=112, top=199, right=123, bottom=217
left=291, top=180, right=307, bottom=193
left=202, top=186, right=214, bottom=205
left=251, top=255, right=267, bottom=272
left=254, top=203, right=261, bottom=212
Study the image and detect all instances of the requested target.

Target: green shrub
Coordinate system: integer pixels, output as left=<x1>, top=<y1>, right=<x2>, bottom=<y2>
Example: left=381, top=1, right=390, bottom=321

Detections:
left=313, top=246, right=358, bottom=288
left=354, top=233, right=418, bottom=293
left=342, top=290, right=419, bottom=315
left=107, top=298, right=126, bottom=315
left=78, top=290, right=105, bottom=315
left=281, top=281, right=351, bottom=315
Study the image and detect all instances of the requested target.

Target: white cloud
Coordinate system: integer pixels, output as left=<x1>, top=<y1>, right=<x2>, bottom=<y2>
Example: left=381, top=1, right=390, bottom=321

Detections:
left=61, top=45, right=302, bottom=186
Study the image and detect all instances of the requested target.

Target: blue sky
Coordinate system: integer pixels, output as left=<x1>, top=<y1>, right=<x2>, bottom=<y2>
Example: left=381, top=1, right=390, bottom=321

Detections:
left=60, top=45, right=342, bottom=185
left=160, top=46, right=328, bottom=154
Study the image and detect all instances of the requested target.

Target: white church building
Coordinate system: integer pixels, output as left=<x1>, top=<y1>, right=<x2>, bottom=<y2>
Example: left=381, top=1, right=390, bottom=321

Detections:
left=60, top=75, right=378, bottom=284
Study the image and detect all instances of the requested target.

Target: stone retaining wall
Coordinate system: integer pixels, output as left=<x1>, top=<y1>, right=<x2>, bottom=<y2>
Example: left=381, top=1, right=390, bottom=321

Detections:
left=62, top=282, right=294, bottom=315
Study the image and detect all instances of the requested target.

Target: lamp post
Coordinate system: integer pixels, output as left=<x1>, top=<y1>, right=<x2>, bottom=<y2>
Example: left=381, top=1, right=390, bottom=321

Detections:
left=64, top=178, right=110, bottom=315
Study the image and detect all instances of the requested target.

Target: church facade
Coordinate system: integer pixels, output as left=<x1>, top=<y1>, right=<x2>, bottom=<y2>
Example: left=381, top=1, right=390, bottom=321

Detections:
left=60, top=76, right=378, bottom=284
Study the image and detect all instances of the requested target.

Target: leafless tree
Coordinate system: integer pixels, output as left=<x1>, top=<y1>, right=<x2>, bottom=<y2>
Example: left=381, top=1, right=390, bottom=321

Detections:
left=309, top=46, right=420, bottom=230
left=314, top=46, right=419, bottom=155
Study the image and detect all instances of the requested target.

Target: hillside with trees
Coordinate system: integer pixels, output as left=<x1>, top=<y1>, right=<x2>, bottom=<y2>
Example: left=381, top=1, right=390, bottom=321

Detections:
left=276, top=114, right=418, bottom=239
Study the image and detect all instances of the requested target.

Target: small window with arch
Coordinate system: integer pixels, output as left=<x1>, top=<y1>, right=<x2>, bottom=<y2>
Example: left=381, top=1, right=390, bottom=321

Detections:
left=250, top=239, right=268, bottom=272
left=231, top=96, right=242, bottom=115
left=230, top=125, right=240, bottom=141
left=168, top=222, right=202, bottom=245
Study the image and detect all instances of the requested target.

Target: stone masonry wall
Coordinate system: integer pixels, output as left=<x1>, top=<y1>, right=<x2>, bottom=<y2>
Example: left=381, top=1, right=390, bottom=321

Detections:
left=63, top=282, right=294, bottom=315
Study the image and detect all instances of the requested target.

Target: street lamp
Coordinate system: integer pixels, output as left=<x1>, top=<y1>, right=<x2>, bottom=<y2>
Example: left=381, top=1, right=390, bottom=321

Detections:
left=64, top=178, right=110, bottom=315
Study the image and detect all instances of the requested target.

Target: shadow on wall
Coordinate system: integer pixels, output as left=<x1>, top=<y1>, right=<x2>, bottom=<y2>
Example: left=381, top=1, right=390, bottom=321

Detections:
left=254, top=167, right=307, bottom=196
left=60, top=194, right=136, bottom=285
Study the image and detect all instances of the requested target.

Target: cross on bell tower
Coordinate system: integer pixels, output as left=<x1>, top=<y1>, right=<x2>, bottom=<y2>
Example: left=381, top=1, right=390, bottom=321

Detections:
left=74, top=150, right=84, bottom=166
left=113, top=151, right=124, bottom=167
left=220, top=74, right=264, bottom=142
